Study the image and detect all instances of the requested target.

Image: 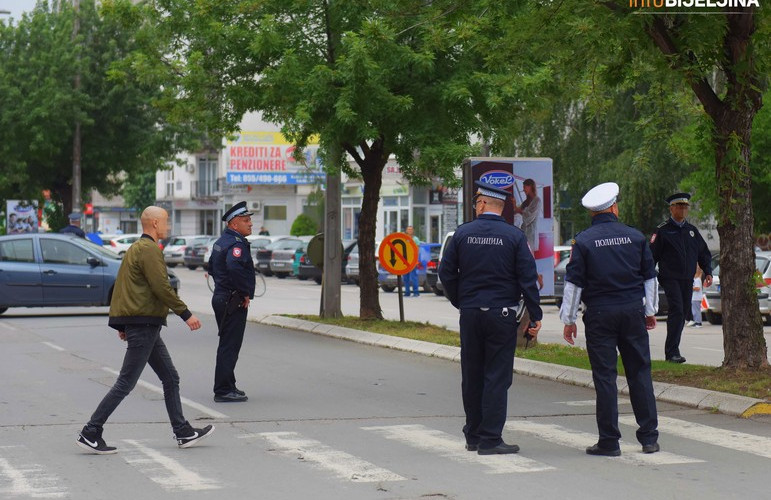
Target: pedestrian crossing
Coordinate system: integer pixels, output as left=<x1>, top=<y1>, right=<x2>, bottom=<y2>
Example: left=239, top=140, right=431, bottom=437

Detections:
left=1, top=416, right=769, bottom=497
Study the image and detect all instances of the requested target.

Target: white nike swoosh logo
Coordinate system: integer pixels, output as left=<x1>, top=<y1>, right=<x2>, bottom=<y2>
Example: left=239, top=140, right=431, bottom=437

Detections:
left=181, top=432, right=198, bottom=441
left=81, top=435, right=99, bottom=448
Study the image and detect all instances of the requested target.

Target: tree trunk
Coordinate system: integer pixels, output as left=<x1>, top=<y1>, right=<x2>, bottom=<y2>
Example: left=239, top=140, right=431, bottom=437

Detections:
left=714, top=116, right=768, bottom=368
left=358, top=153, right=386, bottom=319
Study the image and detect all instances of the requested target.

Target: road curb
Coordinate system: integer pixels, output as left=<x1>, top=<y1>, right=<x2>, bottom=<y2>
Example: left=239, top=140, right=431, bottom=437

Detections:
left=254, top=314, right=769, bottom=418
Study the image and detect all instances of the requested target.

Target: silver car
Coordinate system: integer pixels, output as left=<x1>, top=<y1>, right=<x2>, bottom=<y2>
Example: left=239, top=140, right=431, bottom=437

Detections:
left=702, top=251, right=771, bottom=325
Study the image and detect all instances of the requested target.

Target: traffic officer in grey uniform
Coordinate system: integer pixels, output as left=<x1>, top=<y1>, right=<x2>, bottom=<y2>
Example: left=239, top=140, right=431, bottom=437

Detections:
left=561, top=182, right=660, bottom=456
left=439, top=180, right=542, bottom=455
left=650, top=193, right=713, bottom=363
left=208, top=201, right=256, bottom=402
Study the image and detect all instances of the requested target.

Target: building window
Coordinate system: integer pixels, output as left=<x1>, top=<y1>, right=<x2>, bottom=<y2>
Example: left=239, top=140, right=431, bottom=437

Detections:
left=264, top=205, right=287, bottom=221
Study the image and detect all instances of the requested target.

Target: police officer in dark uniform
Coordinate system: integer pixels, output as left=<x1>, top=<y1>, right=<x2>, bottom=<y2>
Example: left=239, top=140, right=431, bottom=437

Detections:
left=439, top=180, right=542, bottom=455
left=650, top=193, right=713, bottom=363
left=60, top=213, right=86, bottom=238
left=561, top=182, right=660, bottom=456
left=208, top=201, right=256, bottom=402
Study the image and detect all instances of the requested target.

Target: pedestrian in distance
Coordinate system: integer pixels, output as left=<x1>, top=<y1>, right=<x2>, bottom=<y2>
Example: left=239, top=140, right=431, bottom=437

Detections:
left=650, top=192, right=713, bottom=363
left=404, top=225, right=421, bottom=297
left=60, top=213, right=86, bottom=238
left=76, top=206, right=212, bottom=455
left=208, top=201, right=256, bottom=402
left=439, top=180, right=542, bottom=455
left=258, top=226, right=270, bottom=236
left=688, top=266, right=704, bottom=328
left=560, top=182, right=660, bottom=457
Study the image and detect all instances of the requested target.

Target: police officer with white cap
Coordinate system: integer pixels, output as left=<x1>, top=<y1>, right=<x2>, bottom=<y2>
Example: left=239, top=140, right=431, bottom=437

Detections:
left=439, top=180, right=542, bottom=455
left=650, top=193, right=713, bottom=363
left=60, top=213, right=86, bottom=238
left=560, top=182, right=660, bottom=456
left=208, top=201, right=256, bottom=402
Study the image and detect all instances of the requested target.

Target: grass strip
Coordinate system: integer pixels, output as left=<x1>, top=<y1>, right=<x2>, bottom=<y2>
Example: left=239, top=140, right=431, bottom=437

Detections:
left=289, top=314, right=770, bottom=401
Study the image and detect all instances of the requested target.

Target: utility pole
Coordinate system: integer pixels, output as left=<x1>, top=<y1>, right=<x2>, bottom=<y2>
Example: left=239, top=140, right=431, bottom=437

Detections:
left=321, top=144, right=342, bottom=318
left=71, top=0, right=82, bottom=217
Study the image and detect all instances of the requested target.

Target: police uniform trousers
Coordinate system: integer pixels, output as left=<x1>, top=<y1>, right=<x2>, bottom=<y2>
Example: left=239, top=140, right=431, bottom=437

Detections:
left=583, top=303, right=658, bottom=450
left=659, top=279, right=693, bottom=359
left=459, top=308, right=518, bottom=449
left=212, top=293, right=248, bottom=396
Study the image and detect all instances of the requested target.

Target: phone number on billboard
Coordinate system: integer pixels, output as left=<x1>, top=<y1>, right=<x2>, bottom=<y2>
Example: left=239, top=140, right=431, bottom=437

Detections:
left=226, top=172, right=325, bottom=185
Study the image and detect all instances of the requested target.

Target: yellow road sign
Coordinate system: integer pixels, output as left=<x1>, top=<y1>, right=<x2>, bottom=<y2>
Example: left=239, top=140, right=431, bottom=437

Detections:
left=379, top=232, right=418, bottom=275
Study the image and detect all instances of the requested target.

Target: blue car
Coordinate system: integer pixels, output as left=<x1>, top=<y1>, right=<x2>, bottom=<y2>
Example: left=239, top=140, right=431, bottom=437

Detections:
left=378, top=242, right=441, bottom=293
left=0, top=233, right=179, bottom=315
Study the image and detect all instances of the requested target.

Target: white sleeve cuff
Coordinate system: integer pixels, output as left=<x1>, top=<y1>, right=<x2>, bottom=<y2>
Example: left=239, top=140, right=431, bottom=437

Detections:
left=644, top=278, right=658, bottom=317
left=560, top=281, right=583, bottom=324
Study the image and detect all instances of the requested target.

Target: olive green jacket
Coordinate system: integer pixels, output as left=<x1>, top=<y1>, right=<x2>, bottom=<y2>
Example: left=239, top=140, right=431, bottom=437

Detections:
left=108, top=235, right=191, bottom=330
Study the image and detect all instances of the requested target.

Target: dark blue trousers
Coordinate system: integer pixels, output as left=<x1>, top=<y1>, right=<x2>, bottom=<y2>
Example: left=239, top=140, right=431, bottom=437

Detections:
left=659, top=279, right=693, bottom=359
left=459, top=308, right=518, bottom=449
left=212, top=293, right=248, bottom=396
left=583, top=304, right=658, bottom=450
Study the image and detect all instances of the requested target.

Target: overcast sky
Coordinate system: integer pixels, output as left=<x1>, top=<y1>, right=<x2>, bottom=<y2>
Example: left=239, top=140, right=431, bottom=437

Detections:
left=1, top=0, right=40, bottom=21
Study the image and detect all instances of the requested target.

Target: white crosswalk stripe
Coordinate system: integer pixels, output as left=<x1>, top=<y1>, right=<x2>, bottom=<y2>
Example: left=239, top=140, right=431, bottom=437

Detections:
left=0, top=446, right=67, bottom=498
left=244, top=432, right=405, bottom=482
left=505, top=421, right=704, bottom=465
left=121, top=440, right=221, bottom=491
left=620, top=415, right=771, bottom=460
left=363, top=424, right=554, bottom=474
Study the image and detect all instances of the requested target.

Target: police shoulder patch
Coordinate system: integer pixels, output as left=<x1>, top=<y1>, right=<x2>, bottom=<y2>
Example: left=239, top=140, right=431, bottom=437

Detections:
left=232, top=247, right=242, bottom=258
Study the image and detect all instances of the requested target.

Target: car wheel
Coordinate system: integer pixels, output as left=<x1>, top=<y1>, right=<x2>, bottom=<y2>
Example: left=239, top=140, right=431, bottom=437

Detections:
left=167, top=263, right=177, bottom=268
left=0, top=307, right=7, bottom=315
left=297, top=275, right=308, bottom=281
left=314, top=277, right=322, bottom=285
left=381, top=285, right=395, bottom=292
left=432, top=286, right=444, bottom=296
left=705, top=310, right=723, bottom=325
left=187, top=265, right=197, bottom=270
left=276, top=272, right=289, bottom=279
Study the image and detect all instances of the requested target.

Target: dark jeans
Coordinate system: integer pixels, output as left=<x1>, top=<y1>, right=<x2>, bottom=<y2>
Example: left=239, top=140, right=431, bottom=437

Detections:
left=659, top=279, right=693, bottom=359
left=583, top=305, right=658, bottom=450
left=87, top=324, right=188, bottom=434
left=212, top=293, right=248, bottom=396
left=459, top=307, right=518, bottom=449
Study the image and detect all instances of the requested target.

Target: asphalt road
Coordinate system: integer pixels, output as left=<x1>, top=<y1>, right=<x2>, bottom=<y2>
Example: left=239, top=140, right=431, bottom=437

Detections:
left=1, top=269, right=770, bottom=499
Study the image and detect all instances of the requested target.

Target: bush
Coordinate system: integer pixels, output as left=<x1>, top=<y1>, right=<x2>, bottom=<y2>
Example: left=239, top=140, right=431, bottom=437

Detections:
left=290, top=213, right=318, bottom=236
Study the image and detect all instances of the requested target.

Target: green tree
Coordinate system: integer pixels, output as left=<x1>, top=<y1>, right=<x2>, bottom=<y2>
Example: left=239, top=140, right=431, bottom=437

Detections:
left=476, top=2, right=768, bottom=367
left=122, top=169, right=158, bottom=213
left=132, top=0, right=515, bottom=319
left=291, top=214, right=319, bottom=237
left=0, top=1, right=197, bottom=217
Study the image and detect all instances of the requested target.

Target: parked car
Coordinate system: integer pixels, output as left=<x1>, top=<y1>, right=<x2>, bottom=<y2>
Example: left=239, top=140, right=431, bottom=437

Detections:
left=433, top=231, right=455, bottom=296
left=247, top=235, right=292, bottom=269
left=702, top=251, right=771, bottom=325
left=297, top=239, right=357, bottom=284
left=553, top=257, right=669, bottom=315
left=378, top=242, right=441, bottom=293
left=269, top=236, right=313, bottom=278
left=554, top=245, right=571, bottom=266
left=0, top=233, right=179, bottom=315
left=104, top=233, right=142, bottom=256
left=425, top=257, right=441, bottom=295
left=256, top=237, right=302, bottom=276
left=163, top=235, right=209, bottom=267
left=183, top=236, right=218, bottom=270
left=345, top=241, right=381, bottom=286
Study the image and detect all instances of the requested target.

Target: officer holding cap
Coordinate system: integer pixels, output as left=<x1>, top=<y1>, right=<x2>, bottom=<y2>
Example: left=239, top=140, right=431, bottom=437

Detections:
left=208, top=201, right=256, bottom=402
left=60, top=213, right=86, bottom=238
left=650, top=193, right=713, bottom=363
left=439, top=180, right=542, bottom=455
left=561, top=182, right=660, bottom=457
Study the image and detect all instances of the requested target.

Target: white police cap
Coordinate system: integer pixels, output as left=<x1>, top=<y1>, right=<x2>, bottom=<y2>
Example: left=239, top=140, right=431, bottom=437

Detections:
left=581, top=182, right=619, bottom=211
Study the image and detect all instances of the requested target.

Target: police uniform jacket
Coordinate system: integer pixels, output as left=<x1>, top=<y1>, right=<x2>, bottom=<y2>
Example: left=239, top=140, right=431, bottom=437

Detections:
left=60, top=225, right=86, bottom=238
left=566, top=213, right=656, bottom=309
left=439, top=214, right=542, bottom=321
left=208, top=228, right=256, bottom=298
left=650, top=218, right=712, bottom=280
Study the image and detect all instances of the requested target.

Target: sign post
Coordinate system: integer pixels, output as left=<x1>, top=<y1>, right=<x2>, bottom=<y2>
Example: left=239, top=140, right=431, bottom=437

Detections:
left=378, top=232, right=419, bottom=322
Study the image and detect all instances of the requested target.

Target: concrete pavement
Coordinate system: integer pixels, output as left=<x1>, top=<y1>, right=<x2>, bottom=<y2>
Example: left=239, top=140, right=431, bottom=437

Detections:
left=254, top=313, right=771, bottom=418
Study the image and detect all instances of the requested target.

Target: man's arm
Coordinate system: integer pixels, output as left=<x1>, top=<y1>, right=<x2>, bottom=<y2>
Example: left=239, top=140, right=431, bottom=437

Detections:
left=142, top=244, right=192, bottom=319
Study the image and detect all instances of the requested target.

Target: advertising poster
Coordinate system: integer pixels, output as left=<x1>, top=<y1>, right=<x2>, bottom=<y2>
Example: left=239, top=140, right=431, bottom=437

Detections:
left=225, top=131, right=325, bottom=185
left=462, top=158, right=555, bottom=296
left=6, top=200, right=39, bottom=234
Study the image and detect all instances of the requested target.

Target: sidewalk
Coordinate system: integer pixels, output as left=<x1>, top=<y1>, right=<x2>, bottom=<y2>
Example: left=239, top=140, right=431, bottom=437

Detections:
left=254, top=314, right=771, bottom=419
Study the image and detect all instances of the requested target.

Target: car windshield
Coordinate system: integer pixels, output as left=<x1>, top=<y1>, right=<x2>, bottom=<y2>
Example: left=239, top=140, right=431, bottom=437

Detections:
left=80, top=238, right=123, bottom=259
left=189, top=237, right=210, bottom=247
